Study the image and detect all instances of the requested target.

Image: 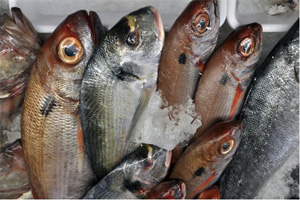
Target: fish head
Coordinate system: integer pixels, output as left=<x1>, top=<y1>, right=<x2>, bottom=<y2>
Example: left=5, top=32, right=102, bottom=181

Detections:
left=103, top=6, right=164, bottom=81
left=0, top=8, right=41, bottom=81
left=179, top=0, right=220, bottom=60
left=202, top=120, right=242, bottom=165
left=37, top=10, right=104, bottom=101
left=124, top=144, right=171, bottom=196
left=222, top=23, right=263, bottom=79
left=146, top=180, right=186, bottom=199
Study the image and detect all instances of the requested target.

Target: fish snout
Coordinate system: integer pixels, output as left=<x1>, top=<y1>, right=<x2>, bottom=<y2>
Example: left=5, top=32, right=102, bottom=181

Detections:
left=149, top=7, right=165, bottom=41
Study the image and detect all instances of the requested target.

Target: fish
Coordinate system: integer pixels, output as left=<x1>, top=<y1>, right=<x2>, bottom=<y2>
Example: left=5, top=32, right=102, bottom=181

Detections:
left=83, top=144, right=172, bottom=199
left=197, top=185, right=220, bottom=199
left=0, top=140, right=30, bottom=199
left=145, top=180, right=186, bottom=199
left=170, top=120, right=242, bottom=199
left=157, top=0, right=220, bottom=167
left=0, top=7, right=42, bottom=148
left=157, top=0, right=219, bottom=108
left=192, top=23, right=263, bottom=141
left=220, top=19, right=299, bottom=199
left=21, top=10, right=105, bottom=198
left=80, top=6, right=165, bottom=180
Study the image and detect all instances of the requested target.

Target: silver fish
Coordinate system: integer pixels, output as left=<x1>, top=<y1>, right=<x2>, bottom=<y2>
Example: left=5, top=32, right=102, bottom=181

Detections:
left=220, top=19, right=299, bottom=199
left=80, top=6, right=165, bottom=180
left=83, top=144, right=172, bottom=199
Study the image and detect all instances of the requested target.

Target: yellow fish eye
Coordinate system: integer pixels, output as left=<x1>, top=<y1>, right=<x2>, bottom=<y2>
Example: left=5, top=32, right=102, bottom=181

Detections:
left=58, top=37, right=83, bottom=64
left=220, top=139, right=235, bottom=155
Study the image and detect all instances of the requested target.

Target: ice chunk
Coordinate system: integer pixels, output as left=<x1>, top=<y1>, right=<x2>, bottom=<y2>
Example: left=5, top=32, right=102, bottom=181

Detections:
left=129, top=91, right=201, bottom=150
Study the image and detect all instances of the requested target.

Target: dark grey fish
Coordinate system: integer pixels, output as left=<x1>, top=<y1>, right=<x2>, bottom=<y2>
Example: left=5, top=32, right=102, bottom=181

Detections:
left=220, top=19, right=299, bottom=199
left=80, top=6, right=165, bottom=180
left=83, top=144, right=172, bottom=199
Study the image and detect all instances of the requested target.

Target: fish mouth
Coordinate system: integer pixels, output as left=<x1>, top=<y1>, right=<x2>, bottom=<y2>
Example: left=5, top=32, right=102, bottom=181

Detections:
left=87, top=11, right=103, bottom=45
left=150, top=7, right=165, bottom=41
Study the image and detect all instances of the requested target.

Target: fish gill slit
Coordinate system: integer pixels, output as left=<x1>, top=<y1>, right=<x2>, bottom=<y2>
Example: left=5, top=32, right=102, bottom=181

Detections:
left=40, top=96, right=56, bottom=117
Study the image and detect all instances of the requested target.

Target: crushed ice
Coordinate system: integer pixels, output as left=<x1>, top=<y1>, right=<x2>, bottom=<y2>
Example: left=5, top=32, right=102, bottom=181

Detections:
left=129, top=91, right=201, bottom=150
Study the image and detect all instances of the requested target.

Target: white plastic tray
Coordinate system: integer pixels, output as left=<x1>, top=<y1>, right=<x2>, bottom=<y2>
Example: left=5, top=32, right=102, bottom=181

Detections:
left=8, top=0, right=227, bottom=33
left=227, top=0, right=299, bottom=32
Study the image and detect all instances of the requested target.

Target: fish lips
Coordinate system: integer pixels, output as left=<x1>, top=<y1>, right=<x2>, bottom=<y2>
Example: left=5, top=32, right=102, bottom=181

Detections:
left=150, top=7, right=165, bottom=41
left=70, top=10, right=104, bottom=45
left=87, top=11, right=105, bottom=45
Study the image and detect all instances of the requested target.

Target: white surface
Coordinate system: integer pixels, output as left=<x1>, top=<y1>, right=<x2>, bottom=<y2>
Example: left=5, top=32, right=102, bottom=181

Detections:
left=8, top=0, right=227, bottom=33
left=227, top=0, right=299, bottom=32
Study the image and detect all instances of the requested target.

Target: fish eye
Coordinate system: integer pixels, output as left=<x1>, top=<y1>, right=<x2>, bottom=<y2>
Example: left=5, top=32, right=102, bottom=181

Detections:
left=58, top=37, right=83, bottom=64
left=192, top=13, right=210, bottom=34
left=220, top=139, right=235, bottom=154
left=143, top=159, right=154, bottom=170
left=238, top=37, right=255, bottom=57
left=126, top=31, right=140, bottom=47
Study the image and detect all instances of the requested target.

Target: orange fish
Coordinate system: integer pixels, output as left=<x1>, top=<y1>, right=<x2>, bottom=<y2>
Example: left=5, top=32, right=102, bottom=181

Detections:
left=157, top=0, right=219, bottom=108
left=21, top=10, right=105, bottom=198
left=192, top=23, right=262, bottom=141
left=170, top=120, right=242, bottom=198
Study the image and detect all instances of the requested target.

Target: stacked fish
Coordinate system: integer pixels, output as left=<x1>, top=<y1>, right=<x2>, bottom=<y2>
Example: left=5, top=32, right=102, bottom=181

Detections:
left=0, top=0, right=298, bottom=199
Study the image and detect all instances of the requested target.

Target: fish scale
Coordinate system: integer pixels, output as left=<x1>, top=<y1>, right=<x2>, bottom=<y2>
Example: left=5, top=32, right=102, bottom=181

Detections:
left=192, top=23, right=263, bottom=141
left=80, top=6, right=165, bottom=180
left=21, top=10, right=105, bottom=198
left=220, top=19, right=299, bottom=199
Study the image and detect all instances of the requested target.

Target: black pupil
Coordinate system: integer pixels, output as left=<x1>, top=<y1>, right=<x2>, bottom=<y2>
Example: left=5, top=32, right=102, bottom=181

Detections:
left=198, top=18, right=206, bottom=28
left=222, top=142, right=230, bottom=150
left=64, top=44, right=78, bottom=57
left=242, top=40, right=252, bottom=54
left=127, top=33, right=137, bottom=45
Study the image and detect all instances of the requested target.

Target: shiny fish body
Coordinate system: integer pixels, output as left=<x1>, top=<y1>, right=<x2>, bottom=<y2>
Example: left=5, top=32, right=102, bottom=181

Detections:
left=220, top=19, right=299, bottom=199
left=170, top=120, right=242, bottom=199
left=80, top=6, right=165, bottom=180
left=21, top=11, right=105, bottom=198
left=0, top=140, right=30, bottom=199
left=157, top=0, right=219, bottom=107
left=0, top=8, right=42, bottom=147
left=84, top=144, right=171, bottom=199
left=192, top=23, right=263, bottom=141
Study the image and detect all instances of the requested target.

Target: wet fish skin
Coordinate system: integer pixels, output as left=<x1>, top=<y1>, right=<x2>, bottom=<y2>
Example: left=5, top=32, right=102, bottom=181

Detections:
left=0, top=140, right=30, bottom=199
left=145, top=180, right=186, bottom=199
left=170, top=120, right=242, bottom=199
left=197, top=185, right=220, bottom=199
left=21, top=10, right=105, bottom=198
left=192, top=23, right=263, bottom=141
left=80, top=6, right=165, bottom=180
left=157, top=0, right=219, bottom=108
left=83, top=144, right=172, bottom=199
left=220, top=19, right=299, bottom=199
left=0, top=8, right=42, bottom=148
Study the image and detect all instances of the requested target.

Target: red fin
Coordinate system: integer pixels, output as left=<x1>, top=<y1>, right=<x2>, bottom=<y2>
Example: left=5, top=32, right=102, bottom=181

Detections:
left=31, top=189, right=38, bottom=199
left=197, top=185, right=220, bottom=199
left=198, top=62, right=205, bottom=74
left=77, top=118, right=84, bottom=172
left=187, top=174, right=216, bottom=199
left=228, top=84, right=245, bottom=120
